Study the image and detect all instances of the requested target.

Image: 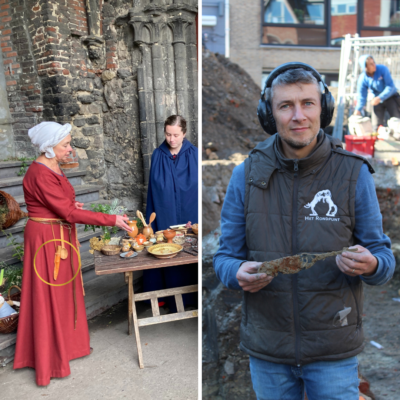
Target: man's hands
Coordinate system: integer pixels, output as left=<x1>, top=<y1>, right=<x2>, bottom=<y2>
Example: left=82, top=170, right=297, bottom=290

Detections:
left=353, top=110, right=362, bottom=116
left=236, top=262, right=274, bottom=293
left=336, top=245, right=378, bottom=277
left=371, top=96, right=382, bottom=106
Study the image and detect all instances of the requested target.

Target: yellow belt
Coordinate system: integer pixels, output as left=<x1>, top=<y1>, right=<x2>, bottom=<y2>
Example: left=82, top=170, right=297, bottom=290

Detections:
left=29, top=217, right=83, bottom=329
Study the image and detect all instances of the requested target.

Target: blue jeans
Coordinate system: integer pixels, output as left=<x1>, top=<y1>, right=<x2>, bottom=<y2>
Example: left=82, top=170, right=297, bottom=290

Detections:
left=249, top=356, right=360, bottom=400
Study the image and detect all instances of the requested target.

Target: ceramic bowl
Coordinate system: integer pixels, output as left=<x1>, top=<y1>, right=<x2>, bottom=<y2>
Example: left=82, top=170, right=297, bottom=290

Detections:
left=133, top=244, right=144, bottom=252
left=143, top=241, right=152, bottom=248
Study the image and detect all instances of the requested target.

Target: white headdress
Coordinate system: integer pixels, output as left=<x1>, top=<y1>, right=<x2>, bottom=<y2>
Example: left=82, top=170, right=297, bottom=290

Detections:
left=28, top=121, right=72, bottom=158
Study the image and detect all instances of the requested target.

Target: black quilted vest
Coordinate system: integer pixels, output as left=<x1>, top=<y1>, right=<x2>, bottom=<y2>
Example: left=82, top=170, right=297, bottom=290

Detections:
left=241, top=131, right=372, bottom=365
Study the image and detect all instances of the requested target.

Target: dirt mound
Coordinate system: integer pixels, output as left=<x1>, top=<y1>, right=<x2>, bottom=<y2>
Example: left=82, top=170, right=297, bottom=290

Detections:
left=202, top=49, right=269, bottom=160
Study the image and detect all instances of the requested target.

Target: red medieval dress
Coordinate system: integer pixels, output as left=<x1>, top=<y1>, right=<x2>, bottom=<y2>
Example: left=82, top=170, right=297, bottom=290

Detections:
left=13, top=161, right=116, bottom=386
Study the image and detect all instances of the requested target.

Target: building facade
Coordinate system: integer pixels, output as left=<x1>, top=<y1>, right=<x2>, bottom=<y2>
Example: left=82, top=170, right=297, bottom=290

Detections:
left=208, top=0, right=400, bottom=87
left=0, top=0, right=198, bottom=210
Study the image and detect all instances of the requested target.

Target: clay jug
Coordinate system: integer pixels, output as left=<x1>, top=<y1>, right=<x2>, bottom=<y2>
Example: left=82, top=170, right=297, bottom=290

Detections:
left=136, top=233, right=146, bottom=245
left=142, top=225, right=153, bottom=239
left=127, top=220, right=138, bottom=239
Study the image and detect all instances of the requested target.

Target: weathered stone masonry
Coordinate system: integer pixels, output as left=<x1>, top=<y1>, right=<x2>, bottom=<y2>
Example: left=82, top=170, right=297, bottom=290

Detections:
left=0, top=0, right=198, bottom=212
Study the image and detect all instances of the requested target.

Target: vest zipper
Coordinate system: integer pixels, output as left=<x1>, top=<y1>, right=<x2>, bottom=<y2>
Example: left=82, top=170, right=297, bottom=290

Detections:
left=292, top=159, right=301, bottom=367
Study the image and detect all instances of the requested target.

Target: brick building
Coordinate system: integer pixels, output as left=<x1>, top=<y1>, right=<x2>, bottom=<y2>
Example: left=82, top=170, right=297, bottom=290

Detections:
left=0, top=0, right=198, bottom=210
left=204, top=1, right=400, bottom=87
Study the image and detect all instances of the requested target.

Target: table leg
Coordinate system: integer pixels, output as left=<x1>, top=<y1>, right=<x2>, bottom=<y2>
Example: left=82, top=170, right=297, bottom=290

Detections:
left=127, top=272, right=133, bottom=336
left=129, top=271, right=144, bottom=369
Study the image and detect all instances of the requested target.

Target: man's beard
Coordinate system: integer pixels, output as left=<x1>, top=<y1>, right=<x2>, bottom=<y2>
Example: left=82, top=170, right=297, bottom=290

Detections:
left=281, top=131, right=319, bottom=149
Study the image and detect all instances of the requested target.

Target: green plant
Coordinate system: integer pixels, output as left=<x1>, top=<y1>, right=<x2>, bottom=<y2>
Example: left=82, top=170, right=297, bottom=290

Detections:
left=0, top=263, right=22, bottom=293
left=0, top=232, right=24, bottom=293
left=3, top=231, right=24, bottom=261
left=134, top=217, right=143, bottom=229
left=17, top=157, right=35, bottom=176
left=84, top=199, right=127, bottom=241
left=0, top=203, right=8, bottom=230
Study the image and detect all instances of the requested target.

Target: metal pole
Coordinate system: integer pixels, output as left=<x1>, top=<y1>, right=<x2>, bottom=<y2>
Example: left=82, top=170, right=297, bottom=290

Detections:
left=225, top=0, right=230, bottom=58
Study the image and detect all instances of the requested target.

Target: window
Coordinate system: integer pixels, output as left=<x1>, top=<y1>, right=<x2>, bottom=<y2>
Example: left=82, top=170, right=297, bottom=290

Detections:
left=264, top=0, right=325, bottom=25
left=363, top=0, right=400, bottom=28
left=262, top=0, right=400, bottom=47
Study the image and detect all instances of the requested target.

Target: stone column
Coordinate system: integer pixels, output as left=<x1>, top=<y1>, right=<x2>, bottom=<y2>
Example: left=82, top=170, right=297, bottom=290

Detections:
left=130, top=17, right=158, bottom=187
left=169, top=17, right=190, bottom=140
left=127, top=2, right=198, bottom=204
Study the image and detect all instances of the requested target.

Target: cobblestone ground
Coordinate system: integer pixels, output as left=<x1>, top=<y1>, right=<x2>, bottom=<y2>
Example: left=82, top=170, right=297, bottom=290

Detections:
left=358, top=273, right=400, bottom=400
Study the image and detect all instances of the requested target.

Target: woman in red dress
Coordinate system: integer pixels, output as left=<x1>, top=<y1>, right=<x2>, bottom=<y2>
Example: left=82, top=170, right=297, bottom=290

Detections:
left=13, top=122, right=131, bottom=386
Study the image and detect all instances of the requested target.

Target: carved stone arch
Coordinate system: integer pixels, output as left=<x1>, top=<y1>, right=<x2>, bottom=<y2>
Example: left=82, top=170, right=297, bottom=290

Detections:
left=141, top=24, right=153, bottom=44
left=160, top=23, right=174, bottom=44
left=184, top=21, right=195, bottom=44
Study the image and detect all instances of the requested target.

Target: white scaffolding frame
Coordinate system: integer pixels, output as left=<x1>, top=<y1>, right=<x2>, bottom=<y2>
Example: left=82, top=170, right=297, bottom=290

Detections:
left=333, top=34, right=400, bottom=140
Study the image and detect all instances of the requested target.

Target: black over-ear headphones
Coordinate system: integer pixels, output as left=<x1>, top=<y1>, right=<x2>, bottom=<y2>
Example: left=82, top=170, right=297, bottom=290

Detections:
left=257, top=62, right=335, bottom=135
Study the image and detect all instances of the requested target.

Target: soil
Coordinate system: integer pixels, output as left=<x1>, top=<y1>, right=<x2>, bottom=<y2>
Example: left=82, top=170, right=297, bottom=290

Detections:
left=202, top=49, right=269, bottom=160
left=357, top=268, right=400, bottom=399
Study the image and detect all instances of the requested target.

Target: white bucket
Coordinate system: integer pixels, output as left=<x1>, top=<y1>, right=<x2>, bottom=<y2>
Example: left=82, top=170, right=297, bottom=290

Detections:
left=348, top=115, right=374, bottom=137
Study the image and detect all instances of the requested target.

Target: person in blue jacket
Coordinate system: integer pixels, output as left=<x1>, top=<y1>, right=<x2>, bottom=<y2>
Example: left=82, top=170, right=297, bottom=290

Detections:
left=354, top=54, right=400, bottom=128
left=143, top=115, right=198, bottom=312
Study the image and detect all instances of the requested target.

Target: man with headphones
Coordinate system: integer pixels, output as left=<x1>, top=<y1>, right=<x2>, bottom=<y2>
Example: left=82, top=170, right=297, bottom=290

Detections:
left=213, top=62, right=395, bottom=399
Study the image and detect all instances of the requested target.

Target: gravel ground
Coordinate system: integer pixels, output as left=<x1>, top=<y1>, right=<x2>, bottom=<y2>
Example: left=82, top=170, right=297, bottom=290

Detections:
left=358, top=272, right=400, bottom=399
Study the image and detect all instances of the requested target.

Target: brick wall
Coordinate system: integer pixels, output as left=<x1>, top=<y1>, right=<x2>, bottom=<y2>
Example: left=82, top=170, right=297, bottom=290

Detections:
left=68, top=0, right=88, bottom=36
left=364, top=0, right=381, bottom=27
left=0, top=0, right=43, bottom=156
left=229, top=0, right=341, bottom=85
left=331, top=15, right=357, bottom=39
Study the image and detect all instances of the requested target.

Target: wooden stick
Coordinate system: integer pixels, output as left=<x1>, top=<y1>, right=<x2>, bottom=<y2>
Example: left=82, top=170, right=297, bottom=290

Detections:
left=138, top=310, right=198, bottom=327
left=134, top=285, right=198, bottom=301
left=129, top=272, right=144, bottom=368
left=128, top=272, right=133, bottom=336
left=150, top=297, right=160, bottom=317
left=175, top=294, right=185, bottom=313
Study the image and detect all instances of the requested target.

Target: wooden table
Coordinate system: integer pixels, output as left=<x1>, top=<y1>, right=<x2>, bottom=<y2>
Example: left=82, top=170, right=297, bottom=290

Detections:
left=94, top=244, right=198, bottom=368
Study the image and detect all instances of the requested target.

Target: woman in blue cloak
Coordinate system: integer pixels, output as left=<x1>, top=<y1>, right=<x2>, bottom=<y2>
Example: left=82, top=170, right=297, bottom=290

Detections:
left=143, top=115, right=198, bottom=312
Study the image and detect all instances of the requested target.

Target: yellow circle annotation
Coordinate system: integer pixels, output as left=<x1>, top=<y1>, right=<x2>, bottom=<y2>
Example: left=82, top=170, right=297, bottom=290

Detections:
left=33, top=239, right=81, bottom=287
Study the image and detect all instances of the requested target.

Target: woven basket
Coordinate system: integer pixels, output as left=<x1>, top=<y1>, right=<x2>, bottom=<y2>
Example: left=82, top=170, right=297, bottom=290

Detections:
left=0, top=191, right=28, bottom=230
left=0, top=285, right=21, bottom=334
left=101, top=245, right=122, bottom=256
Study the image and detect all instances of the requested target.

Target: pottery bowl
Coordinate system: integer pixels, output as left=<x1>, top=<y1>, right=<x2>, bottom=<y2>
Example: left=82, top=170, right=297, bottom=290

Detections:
left=163, top=229, right=176, bottom=242
left=133, top=244, right=144, bottom=252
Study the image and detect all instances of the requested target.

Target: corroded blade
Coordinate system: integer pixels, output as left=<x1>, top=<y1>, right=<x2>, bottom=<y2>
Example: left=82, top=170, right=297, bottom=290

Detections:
left=258, top=247, right=358, bottom=277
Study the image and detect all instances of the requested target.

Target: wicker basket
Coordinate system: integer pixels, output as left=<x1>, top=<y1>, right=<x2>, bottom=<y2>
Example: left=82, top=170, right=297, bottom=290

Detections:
left=0, top=190, right=28, bottom=230
left=0, top=285, right=21, bottom=334
left=191, top=224, right=198, bottom=235
left=101, top=245, right=122, bottom=256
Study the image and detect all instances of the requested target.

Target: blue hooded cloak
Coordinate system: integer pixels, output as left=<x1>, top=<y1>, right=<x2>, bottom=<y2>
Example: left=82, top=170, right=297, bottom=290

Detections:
left=145, top=139, right=198, bottom=231
left=143, top=139, right=198, bottom=312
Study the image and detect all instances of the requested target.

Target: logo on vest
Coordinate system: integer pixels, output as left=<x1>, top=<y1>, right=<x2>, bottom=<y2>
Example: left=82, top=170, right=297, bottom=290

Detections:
left=304, top=189, right=340, bottom=222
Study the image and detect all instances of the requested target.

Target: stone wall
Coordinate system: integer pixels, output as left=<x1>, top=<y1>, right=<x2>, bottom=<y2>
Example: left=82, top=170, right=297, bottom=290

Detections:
left=0, top=0, right=198, bottom=211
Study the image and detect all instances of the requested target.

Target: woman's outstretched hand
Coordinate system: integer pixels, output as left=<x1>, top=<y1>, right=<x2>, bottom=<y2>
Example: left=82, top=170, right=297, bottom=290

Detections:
left=74, top=201, right=84, bottom=210
left=115, top=215, right=132, bottom=232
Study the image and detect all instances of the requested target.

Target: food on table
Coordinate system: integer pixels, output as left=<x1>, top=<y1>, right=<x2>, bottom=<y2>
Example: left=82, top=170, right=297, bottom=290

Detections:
left=191, top=223, right=198, bottom=235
